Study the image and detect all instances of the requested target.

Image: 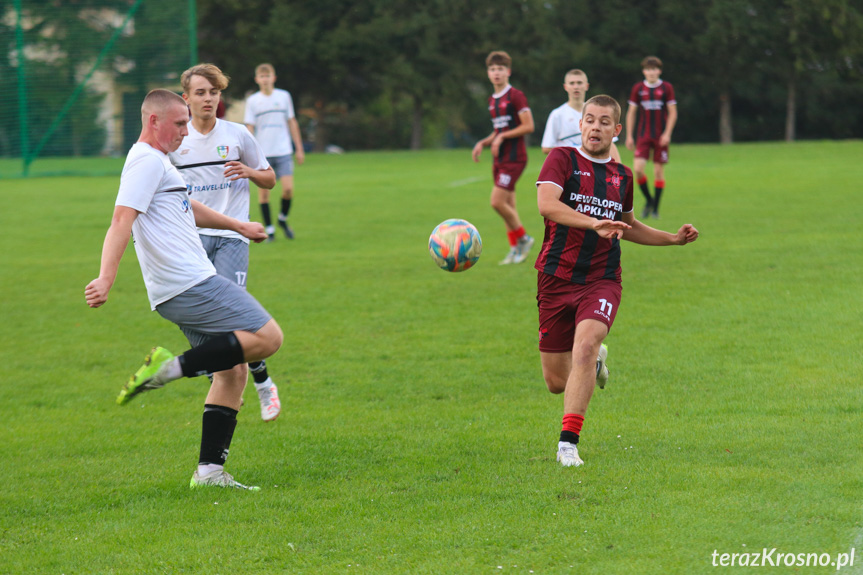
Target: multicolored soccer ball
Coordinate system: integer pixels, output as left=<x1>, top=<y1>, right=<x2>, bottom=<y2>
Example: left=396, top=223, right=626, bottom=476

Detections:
left=428, top=219, right=482, bottom=272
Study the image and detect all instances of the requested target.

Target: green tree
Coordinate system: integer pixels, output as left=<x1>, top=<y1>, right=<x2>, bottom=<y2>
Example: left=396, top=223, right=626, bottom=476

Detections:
left=2, top=0, right=114, bottom=157
left=763, top=0, right=863, bottom=140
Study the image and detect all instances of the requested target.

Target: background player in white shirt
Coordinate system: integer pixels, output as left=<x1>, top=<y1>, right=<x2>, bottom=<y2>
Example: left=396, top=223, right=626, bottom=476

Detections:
left=541, top=69, right=621, bottom=163
left=171, top=63, right=283, bottom=422
left=85, top=89, right=283, bottom=491
left=244, top=63, right=305, bottom=241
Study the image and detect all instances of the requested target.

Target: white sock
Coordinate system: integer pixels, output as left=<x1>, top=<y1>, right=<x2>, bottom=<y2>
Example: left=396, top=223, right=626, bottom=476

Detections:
left=156, top=357, right=183, bottom=383
left=254, top=377, right=273, bottom=390
left=197, top=463, right=223, bottom=476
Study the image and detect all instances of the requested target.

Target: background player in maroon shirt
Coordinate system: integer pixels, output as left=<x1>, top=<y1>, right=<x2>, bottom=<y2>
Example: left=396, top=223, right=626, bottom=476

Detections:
left=472, top=51, right=536, bottom=265
left=536, top=95, right=697, bottom=467
left=625, top=56, right=678, bottom=219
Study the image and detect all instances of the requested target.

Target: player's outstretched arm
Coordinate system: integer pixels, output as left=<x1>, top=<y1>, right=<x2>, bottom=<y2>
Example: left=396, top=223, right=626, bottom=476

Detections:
left=190, top=200, right=268, bottom=242
left=537, top=183, right=631, bottom=239
left=85, top=205, right=138, bottom=308
left=620, top=211, right=698, bottom=245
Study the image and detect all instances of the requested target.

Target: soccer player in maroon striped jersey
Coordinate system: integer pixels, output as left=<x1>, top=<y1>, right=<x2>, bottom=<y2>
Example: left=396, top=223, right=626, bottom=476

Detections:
left=536, top=95, right=698, bottom=467
left=471, top=51, right=536, bottom=265
left=624, top=56, right=678, bottom=219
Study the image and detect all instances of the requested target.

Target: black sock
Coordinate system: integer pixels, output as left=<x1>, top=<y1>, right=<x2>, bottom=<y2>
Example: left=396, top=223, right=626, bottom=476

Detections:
left=260, top=203, right=272, bottom=228
left=178, top=333, right=245, bottom=378
left=280, top=198, right=292, bottom=220
left=653, top=186, right=664, bottom=211
left=639, top=181, right=652, bottom=206
left=199, top=404, right=238, bottom=465
left=559, top=430, right=580, bottom=444
left=249, top=360, right=269, bottom=384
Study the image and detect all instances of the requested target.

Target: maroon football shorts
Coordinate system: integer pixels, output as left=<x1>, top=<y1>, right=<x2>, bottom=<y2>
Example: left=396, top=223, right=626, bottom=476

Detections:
left=537, top=272, right=622, bottom=353
left=492, top=160, right=527, bottom=192
left=635, top=137, right=669, bottom=164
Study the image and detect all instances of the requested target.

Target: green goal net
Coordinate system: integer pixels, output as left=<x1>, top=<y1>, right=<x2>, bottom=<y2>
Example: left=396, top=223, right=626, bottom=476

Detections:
left=1, top=0, right=197, bottom=178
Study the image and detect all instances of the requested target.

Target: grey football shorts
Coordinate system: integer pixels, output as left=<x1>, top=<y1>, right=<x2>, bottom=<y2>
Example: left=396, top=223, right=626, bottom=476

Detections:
left=267, top=154, right=294, bottom=178
left=156, top=274, right=272, bottom=348
left=200, top=235, right=250, bottom=290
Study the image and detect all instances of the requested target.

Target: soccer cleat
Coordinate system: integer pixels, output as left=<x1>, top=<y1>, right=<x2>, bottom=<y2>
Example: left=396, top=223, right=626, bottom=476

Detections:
left=651, top=208, right=660, bottom=219
left=256, top=378, right=281, bottom=422
left=278, top=217, right=294, bottom=239
left=499, top=247, right=517, bottom=265
left=190, top=469, right=260, bottom=491
left=116, top=347, right=174, bottom=405
left=641, top=203, right=652, bottom=219
left=596, top=343, right=609, bottom=389
left=557, top=441, right=584, bottom=467
left=512, top=235, right=535, bottom=264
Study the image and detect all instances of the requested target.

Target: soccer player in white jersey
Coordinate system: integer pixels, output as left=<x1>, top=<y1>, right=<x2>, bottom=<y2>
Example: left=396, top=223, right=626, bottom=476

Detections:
left=244, top=63, right=305, bottom=241
left=85, top=89, right=283, bottom=491
left=541, top=69, right=621, bottom=163
left=170, top=63, right=283, bottom=423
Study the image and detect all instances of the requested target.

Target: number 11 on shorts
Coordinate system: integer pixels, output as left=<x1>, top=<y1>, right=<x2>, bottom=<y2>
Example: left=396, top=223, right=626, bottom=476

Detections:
left=599, top=298, right=613, bottom=315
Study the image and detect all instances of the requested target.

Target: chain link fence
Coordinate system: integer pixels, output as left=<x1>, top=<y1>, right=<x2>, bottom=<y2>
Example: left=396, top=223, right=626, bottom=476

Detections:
left=1, top=0, right=197, bottom=177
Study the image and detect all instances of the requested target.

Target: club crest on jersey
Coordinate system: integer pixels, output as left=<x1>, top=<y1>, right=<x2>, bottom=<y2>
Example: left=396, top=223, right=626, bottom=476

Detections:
left=606, top=173, right=621, bottom=189
left=181, top=199, right=191, bottom=213
left=217, top=145, right=229, bottom=159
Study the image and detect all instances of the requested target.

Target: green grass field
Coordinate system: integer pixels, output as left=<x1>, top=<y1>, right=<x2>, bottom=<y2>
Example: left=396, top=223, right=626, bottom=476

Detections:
left=2, top=142, right=862, bottom=574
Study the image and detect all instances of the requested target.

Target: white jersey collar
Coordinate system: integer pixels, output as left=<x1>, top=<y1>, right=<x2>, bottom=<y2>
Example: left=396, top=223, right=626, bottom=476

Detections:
left=492, top=84, right=513, bottom=99
left=576, top=146, right=612, bottom=164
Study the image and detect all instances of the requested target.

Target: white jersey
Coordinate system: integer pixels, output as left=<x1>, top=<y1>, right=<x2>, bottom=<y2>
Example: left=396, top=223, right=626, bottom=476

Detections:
left=541, top=103, right=584, bottom=148
left=244, top=88, right=296, bottom=157
left=169, top=119, right=270, bottom=242
left=116, top=143, right=216, bottom=310
left=541, top=102, right=620, bottom=150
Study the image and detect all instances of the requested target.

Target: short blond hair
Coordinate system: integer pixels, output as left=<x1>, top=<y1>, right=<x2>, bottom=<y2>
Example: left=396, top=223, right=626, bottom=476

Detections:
left=141, top=89, right=185, bottom=116
left=564, top=69, right=587, bottom=81
left=181, top=63, right=229, bottom=93
left=584, top=95, right=621, bottom=124
left=255, top=63, right=275, bottom=75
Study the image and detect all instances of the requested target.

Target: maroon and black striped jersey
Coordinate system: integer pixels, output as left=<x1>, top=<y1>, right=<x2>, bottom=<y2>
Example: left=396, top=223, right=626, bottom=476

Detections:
left=488, top=85, right=530, bottom=164
left=534, top=147, right=634, bottom=284
left=628, top=80, right=676, bottom=140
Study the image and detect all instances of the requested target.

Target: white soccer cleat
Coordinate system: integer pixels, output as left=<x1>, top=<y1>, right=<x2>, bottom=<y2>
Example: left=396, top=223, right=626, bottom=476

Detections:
left=596, top=343, right=609, bottom=389
left=256, top=378, right=281, bottom=422
left=499, top=247, right=518, bottom=265
left=512, top=235, right=535, bottom=264
left=557, top=441, right=584, bottom=467
left=190, top=469, right=260, bottom=491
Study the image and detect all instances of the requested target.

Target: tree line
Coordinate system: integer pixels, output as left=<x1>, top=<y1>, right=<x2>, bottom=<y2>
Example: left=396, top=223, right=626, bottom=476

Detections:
left=3, top=0, right=860, bottom=159
left=199, top=0, right=863, bottom=151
